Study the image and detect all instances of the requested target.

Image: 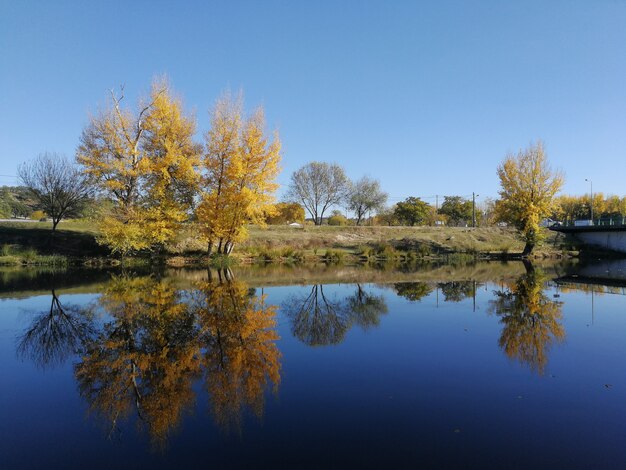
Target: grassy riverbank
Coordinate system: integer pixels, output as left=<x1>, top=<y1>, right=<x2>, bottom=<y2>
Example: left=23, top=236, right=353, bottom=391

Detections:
left=0, top=220, right=574, bottom=266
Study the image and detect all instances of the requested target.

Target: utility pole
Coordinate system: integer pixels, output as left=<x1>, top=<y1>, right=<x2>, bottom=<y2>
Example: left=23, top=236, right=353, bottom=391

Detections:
left=585, top=178, right=593, bottom=223
left=472, top=192, right=479, bottom=228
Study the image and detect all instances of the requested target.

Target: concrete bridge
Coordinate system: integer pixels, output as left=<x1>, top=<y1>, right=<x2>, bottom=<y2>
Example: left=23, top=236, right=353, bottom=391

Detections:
left=550, top=220, right=626, bottom=253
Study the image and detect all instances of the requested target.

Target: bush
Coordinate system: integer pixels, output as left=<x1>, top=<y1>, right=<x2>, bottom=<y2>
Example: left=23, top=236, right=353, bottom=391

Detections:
left=328, top=214, right=349, bottom=226
left=30, top=210, right=46, bottom=220
left=321, top=249, right=345, bottom=263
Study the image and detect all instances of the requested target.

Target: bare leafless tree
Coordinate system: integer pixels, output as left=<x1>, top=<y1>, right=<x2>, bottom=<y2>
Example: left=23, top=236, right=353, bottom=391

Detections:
left=18, top=152, right=92, bottom=231
left=347, top=176, right=388, bottom=225
left=286, top=161, right=350, bottom=225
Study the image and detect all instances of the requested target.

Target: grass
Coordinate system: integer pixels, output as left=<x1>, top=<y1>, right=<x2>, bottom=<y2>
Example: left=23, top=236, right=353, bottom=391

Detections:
left=0, top=219, right=571, bottom=266
left=240, top=225, right=566, bottom=260
left=0, top=244, right=68, bottom=266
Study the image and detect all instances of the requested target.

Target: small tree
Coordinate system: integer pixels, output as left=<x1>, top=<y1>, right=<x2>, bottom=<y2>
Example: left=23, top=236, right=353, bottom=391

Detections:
left=496, top=141, right=563, bottom=255
left=286, top=162, right=350, bottom=225
left=347, top=176, right=388, bottom=225
left=394, top=197, right=431, bottom=226
left=376, top=205, right=399, bottom=226
left=327, top=210, right=349, bottom=226
left=18, top=152, right=91, bottom=231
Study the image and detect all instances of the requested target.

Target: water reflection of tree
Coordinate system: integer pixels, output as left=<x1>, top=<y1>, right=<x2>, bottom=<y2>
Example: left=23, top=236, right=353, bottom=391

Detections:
left=394, top=282, right=433, bottom=302
left=195, top=275, right=281, bottom=433
left=17, top=289, right=94, bottom=369
left=71, top=271, right=281, bottom=446
left=490, top=264, right=564, bottom=374
left=437, top=281, right=476, bottom=302
left=284, top=284, right=388, bottom=346
left=75, top=275, right=201, bottom=448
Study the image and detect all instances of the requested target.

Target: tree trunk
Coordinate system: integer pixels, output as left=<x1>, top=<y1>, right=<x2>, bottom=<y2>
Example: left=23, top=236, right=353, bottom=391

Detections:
left=522, top=258, right=535, bottom=274
left=522, top=241, right=534, bottom=257
left=207, top=241, right=213, bottom=256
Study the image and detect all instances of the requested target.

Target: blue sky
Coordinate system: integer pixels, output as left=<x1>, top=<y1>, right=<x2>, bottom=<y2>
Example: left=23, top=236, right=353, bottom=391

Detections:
left=1, top=0, right=624, bottom=204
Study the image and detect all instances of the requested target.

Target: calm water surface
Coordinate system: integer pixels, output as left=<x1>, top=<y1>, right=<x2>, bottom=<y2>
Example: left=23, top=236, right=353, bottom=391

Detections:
left=1, top=262, right=626, bottom=469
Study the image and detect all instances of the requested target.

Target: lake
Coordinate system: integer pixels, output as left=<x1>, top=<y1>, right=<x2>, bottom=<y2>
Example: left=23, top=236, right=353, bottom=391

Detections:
left=1, top=260, right=626, bottom=469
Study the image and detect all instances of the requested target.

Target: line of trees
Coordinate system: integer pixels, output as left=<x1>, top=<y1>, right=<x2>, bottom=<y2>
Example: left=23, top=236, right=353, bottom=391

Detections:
left=74, top=79, right=281, bottom=255
left=14, top=80, right=621, bottom=258
left=286, top=162, right=388, bottom=226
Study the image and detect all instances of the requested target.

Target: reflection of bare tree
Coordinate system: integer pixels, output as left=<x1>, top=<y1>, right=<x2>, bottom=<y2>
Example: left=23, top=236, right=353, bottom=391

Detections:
left=490, top=264, right=564, bottom=375
left=75, top=275, right=201, bottom=449
left=287, top=285, right=350, bottom=346
left=195, top=273, right=281, bottom=433
left=347, top=284, right=388, bottom=329
left=284, top=284, right=388, bottom=346
left=394, top=282, right=433, bottom=302
left=17, top=289, right=94, bottom=369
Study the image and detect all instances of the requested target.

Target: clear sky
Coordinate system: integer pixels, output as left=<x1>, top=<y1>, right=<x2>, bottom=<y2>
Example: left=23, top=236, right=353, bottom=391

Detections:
left=1, top=0, right=624, bottom=205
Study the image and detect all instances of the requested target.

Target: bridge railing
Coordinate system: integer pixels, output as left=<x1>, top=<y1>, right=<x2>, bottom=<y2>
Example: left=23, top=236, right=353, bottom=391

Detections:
left=562, top=217, right=626, bottom=228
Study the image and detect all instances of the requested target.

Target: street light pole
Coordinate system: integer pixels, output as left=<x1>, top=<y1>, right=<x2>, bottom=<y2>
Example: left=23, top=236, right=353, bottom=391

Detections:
left=585, top=178, right=593, bottom=223
left=472, top=192, right=479, bottom=228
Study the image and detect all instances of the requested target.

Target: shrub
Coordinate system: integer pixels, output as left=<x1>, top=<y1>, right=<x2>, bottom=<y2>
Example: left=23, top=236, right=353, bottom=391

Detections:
left=30, top=210, right=46, bottom=220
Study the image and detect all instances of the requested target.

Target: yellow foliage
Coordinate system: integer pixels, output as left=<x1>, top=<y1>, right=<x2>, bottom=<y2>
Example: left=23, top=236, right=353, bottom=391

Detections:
left=196, top=274, right=281, bottom=432
left=196, top=94, right=281, bottom=255
left=77, top=77, right=201, bottom=254
left=496, top=141, right=563, bottom=254
left=74, top=272, right=281, bottom=444
left=490, top=266, right=564, bottom=374
left=75, top=275, right=201, bottom=448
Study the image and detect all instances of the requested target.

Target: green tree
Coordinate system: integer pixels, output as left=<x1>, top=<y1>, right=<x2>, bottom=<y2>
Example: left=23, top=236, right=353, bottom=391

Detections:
left=394, top=197, right=431, bottom=226
left=438, top=196, right=473, bottom=226
left=394, top=282, right=433, bottom=301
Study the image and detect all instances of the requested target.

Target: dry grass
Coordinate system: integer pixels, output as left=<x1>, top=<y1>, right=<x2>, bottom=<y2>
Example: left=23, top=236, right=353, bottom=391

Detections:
left=240, top=225, right=564, bottom=257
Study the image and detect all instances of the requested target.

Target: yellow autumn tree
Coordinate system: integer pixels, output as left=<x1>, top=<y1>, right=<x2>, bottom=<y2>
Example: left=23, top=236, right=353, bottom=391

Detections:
left=496, top=141, right=564, bottom=255
left=77, top=78, right=201, bottom=254
left=196, top=94, right=281, bottom=255
left=141, top=79, right=202, bottom=249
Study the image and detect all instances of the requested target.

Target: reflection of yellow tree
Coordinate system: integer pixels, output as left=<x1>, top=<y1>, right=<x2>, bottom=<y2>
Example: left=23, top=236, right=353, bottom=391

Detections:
left=490, top=264, right=564, bottom=374
left=75, top=275, right=201, bottom=448
left=196, top=272, right=281, bottom=432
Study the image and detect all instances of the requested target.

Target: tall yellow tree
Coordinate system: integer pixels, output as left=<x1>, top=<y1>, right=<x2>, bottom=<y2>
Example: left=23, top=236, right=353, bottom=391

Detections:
left=141, top=80, right=202, bottom=249
left=496, top=141, right=564, bottom=256
left=196, top=94, right=281, bottom=255
left=77, top=78, right=201, bottom=254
